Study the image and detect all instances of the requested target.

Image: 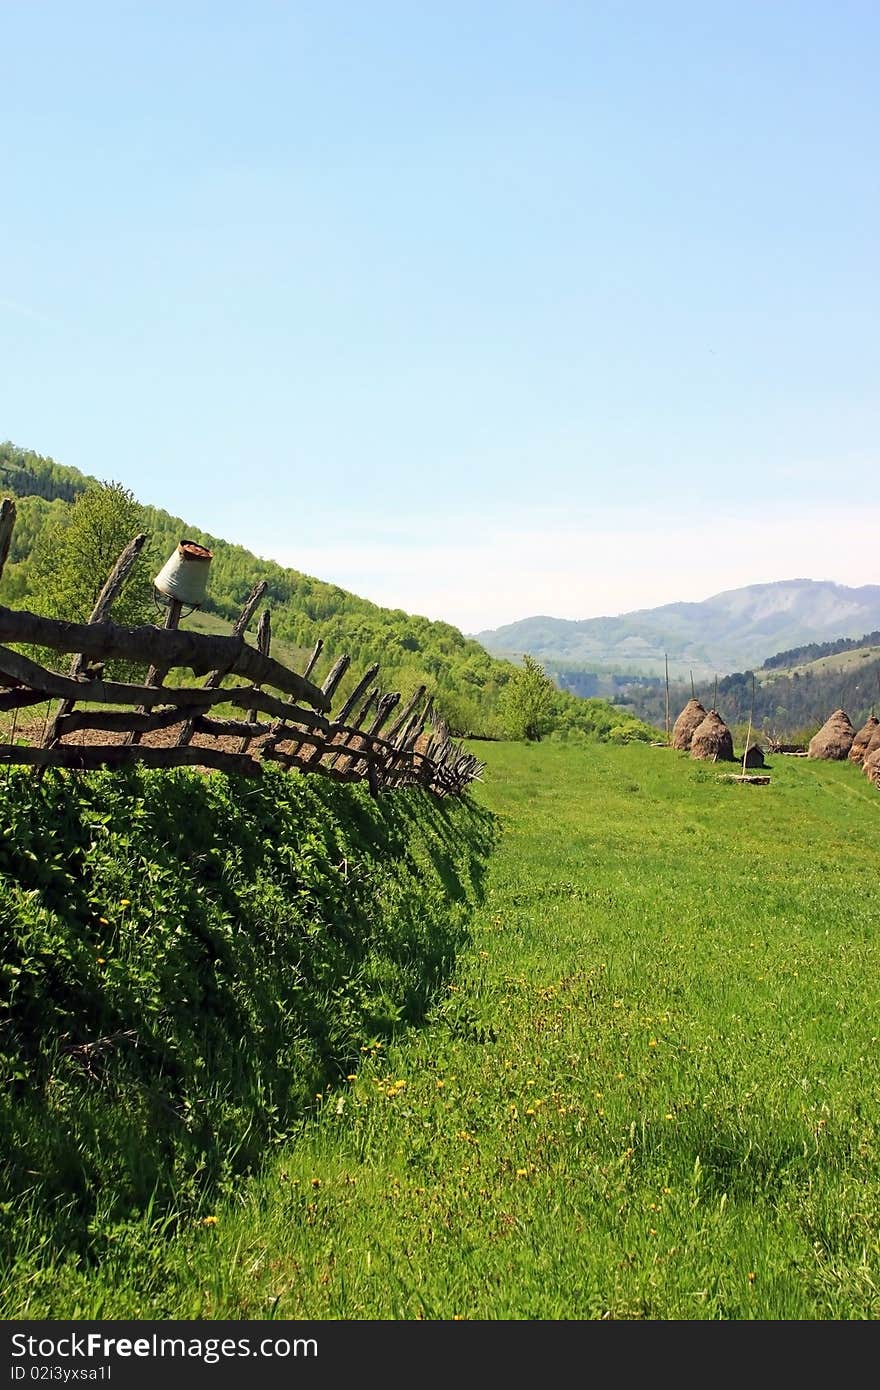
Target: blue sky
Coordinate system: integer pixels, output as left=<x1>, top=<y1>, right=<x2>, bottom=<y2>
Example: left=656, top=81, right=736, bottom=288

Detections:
left=2, top=1, right=878, bottom=632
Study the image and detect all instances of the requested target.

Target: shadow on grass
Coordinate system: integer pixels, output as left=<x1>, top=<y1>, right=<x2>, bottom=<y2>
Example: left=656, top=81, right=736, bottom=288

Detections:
left=0, top=765, right=500, bottom=1264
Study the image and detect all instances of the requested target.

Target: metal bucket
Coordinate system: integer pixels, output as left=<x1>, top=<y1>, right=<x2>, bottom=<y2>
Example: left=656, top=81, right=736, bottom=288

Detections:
left=153, top=540, right=213, bottom=607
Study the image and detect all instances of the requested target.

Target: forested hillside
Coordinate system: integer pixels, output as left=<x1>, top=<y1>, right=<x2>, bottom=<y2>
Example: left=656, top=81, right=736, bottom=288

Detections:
left=614, top=646, right=880, bottom=741
left=0, top=442, right=656, bottom=745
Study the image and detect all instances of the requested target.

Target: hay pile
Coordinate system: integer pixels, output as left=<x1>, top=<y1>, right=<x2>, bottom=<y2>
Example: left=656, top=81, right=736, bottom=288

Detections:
left=690, top=711, right=735, bottom=762
left=848, top=715, right=880, bottom=765
left=861, top=723, right=880, bottom=787
left=807, top=709, right=855, bottom=760
left=743, top=743, right=766, bottom=768
left=672, top=699, right=708, bottom=751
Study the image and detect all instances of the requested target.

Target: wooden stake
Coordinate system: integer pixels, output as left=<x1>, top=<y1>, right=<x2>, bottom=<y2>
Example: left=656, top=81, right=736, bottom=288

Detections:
left=177, top=580, right=267, bottom=747
left=664, top=653, right=670, bottom=744
left=0, top=498, right=15, bottom=582
left=302, top=638, right=323, bottom=680
left=741, top=672, right=756, bottom=777
left=43, top=533, right=148, bottom=750
left=127, top=597, right=183, bottom=745
left=236, top=608, right=272, bottom=754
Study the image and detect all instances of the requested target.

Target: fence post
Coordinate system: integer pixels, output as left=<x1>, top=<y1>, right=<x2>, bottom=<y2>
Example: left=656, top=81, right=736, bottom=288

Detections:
left=0, top=499, right=15, bottom=582
left=42, top=533, right=148, bottom=752
left=177, top=580, right=267, bottom=747
left=237, top=609, right=271, bottom=755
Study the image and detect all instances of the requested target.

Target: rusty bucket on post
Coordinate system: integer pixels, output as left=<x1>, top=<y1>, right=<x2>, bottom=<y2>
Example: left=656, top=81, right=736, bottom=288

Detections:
left=153, top=540, right=213, bottom=610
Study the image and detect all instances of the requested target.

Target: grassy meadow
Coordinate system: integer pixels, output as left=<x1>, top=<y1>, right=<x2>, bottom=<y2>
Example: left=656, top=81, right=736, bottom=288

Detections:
left=4, top=737, right=880, bottom=1320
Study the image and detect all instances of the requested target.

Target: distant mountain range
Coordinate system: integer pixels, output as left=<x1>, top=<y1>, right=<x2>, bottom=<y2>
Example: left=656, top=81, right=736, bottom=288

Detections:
left=474, top=580, right=880, bottom=680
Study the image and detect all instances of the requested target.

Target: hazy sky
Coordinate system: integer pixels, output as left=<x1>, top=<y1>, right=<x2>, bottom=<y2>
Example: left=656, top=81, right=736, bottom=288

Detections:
left=2, top=2, right=878, bottom=633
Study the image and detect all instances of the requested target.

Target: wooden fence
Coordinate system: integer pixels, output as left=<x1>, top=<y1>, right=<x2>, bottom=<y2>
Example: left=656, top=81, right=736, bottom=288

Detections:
left=0, top=499, right=484, bottom=797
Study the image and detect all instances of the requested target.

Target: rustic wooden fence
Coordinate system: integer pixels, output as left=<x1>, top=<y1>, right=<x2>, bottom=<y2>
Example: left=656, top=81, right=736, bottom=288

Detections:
left=0, top=499, right=484, bottom=797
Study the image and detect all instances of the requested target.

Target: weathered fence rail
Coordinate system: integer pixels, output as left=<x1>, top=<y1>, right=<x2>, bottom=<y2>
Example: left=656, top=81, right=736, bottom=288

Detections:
left=0, top=500, right=484, bottom=797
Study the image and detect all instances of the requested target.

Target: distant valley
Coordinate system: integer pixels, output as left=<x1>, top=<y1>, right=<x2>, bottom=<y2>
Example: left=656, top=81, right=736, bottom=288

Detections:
left=474, top=580, right=880, bottom=681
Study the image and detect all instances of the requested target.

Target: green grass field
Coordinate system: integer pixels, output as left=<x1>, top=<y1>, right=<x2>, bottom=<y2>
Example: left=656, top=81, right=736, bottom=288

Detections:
left=6, top=738, right=880, bottom=1320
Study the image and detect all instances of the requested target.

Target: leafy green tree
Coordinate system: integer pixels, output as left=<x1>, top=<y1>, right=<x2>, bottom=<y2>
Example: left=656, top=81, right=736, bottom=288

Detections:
left=497, top=653, right=557, bottom=741
left=25, top=481, right=156, bottom=675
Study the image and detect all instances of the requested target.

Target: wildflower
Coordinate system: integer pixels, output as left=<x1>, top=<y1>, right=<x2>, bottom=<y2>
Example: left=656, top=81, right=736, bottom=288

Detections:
left=748, top=1272, right=756, bottom=1284
left=98, top=917, right=109, bottom=926
left=201, top=1215, right=218, bottom=1226
left=516, top=1168, right=529, bottom=1177
left=649, top=1039, right=657, bottom=1048
left=119, top=899, right=131, bottom=908
left=346, top=1074, right=358, bottom=1081
left=311, top=1178, right=322, bottom=1188
left=96, top=958, right=106, bottom=966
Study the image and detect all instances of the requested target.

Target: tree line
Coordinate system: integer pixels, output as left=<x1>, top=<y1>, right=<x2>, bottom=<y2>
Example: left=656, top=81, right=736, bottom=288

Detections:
left=0, top=445, right=657, bottom=747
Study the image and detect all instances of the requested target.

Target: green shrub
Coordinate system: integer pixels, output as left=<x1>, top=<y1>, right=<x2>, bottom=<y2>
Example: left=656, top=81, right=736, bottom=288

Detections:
left=0, top=765, right=498, bottom=1258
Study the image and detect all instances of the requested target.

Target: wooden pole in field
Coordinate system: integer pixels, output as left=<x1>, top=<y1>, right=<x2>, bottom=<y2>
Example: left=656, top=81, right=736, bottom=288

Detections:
left=664, top=653, right=670, bottom=744
left=741, top=672, right=755, bottom=776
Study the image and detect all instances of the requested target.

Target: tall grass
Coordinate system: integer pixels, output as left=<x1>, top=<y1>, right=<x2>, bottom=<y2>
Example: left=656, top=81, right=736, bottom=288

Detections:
left=4, top=741, right=879, bottom=1319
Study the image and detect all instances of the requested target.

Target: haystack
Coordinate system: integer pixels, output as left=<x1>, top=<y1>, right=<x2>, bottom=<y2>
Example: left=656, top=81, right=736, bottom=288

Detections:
left=861, top=723, right=880, bottom=761
left=848, top=715, right=880, bottom=765
left=672, top=698, right=708, bottom=751
left=743, top=743, right=766, bottom=769
left=864, top=746, right=880, bottom=789
left=807, top=709, right=855, bottom=760
left=690, top=711, right=735, bottom=762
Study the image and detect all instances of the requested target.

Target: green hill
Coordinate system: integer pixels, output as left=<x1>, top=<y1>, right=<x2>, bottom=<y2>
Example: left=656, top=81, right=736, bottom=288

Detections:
left=609, top=641, right=880, bottom=742
left=0, top=440, right=656, bottom=747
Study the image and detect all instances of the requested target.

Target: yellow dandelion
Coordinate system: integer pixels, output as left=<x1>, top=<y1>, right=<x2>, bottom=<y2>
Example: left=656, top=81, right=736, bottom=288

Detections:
left=119, top=899, right=131, bottom=908
left=200, top=1215, right=218, bottom=1226
left=96, top=957, right=106, bottom=965
left=516, top=1168, right=529, bottom=1177
left=98, top=917, right=109, bottom=926
left=649, top=1039, right=658, bottom=1048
